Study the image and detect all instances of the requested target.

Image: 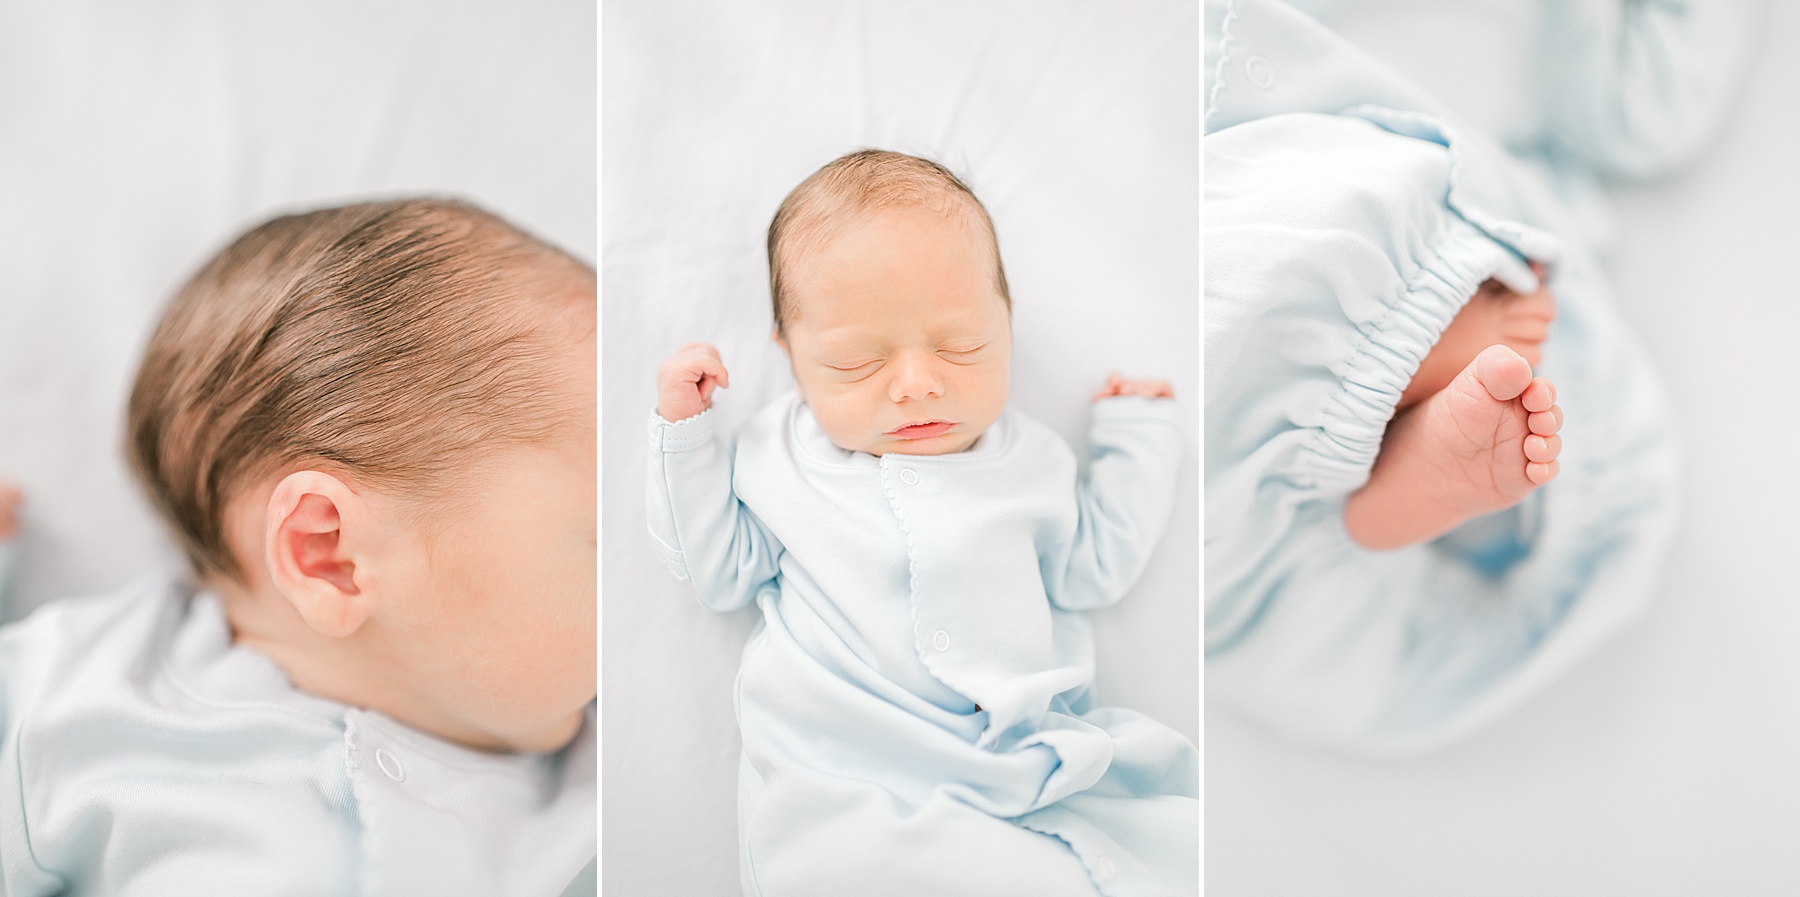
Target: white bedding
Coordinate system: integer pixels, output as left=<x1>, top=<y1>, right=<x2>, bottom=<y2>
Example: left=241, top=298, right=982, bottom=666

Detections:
left=601, top=3, right=1199, bottom=893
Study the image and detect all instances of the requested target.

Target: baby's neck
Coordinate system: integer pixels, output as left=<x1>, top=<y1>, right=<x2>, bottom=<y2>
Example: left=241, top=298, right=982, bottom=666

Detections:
left=213, top=578, right=579, bottom=754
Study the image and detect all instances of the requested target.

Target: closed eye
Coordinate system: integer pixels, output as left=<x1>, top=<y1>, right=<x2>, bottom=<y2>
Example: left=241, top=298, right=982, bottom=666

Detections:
left=937, top=343, right=988, bottom=362
left=826, top=358, right=883, bottom=371
left=824, top=358, right=884, bottom=381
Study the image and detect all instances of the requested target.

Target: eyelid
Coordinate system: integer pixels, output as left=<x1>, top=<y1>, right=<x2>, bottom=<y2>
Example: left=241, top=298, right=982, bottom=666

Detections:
left=825, top=357, right=882, bottom=371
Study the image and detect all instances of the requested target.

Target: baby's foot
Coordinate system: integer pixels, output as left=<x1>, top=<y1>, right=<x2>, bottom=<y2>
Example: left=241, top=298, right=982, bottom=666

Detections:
left=1344, top=345, right=1563, bottom=550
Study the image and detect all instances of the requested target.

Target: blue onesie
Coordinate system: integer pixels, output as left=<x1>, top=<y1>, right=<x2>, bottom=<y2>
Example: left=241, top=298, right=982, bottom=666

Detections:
left=0, top=580, right=596, bottom=895
left=1202, top=0, right=1748, bottom=752
left=647, top=392, right=1198, bottom=897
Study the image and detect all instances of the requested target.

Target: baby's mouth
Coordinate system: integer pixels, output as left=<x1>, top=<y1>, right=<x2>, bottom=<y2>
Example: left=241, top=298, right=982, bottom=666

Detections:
left=888, top=420, right=954, bottom=439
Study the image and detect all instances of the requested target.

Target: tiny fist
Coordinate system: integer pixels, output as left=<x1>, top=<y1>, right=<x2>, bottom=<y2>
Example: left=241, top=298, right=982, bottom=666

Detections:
left=658, top=343, right=730, bottom=422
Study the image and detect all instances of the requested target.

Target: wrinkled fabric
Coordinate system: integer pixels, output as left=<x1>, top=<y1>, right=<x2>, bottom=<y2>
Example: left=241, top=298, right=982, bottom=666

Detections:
left=647, top=393, right=1197, bottom=896
left=1276, top=0, right=1760, bottom=179
left=1204, top=0, right=1690, bottom=753
left=0, top=582, right=595, bottom=896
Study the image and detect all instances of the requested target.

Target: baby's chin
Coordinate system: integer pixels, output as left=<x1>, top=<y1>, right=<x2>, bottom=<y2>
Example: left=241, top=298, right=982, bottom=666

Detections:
left=496, top=706, right=590, bottom=754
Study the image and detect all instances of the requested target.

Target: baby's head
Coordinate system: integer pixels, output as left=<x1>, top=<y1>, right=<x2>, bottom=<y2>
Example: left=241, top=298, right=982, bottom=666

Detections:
left=128, top=198, right=595, bottom=753
left=1399, top=268, right=1558, bottom=409
left=768, top=149, right=1011, bottom=456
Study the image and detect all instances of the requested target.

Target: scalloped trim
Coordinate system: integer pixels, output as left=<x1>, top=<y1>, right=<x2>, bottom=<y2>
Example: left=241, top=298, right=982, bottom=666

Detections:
left=1204, top=0, right=1239, bottom=131
left=879, top=460, right=946, bottom=695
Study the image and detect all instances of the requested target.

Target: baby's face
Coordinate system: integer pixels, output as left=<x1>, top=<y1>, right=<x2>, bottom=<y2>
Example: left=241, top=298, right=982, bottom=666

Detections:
left=376, top=313, right=597, bottom=751
left=394, top=432, right=595, bottom=749
left=777, top=204, right=1011, bottom=456
left=1399, top=274, right=1557, bottom=409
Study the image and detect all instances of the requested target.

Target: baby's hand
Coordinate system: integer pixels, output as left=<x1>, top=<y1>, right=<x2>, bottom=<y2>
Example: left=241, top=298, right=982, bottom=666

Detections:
left=1093, top=372, right=1174, bottom=402
left=0, top=482, right=20, bottom=541
left=658, top=343, right=730, bottom=422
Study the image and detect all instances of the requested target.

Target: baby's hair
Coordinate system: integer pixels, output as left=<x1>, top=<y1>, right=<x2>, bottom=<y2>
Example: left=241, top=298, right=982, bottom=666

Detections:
left=127, top=197, right=594, bottom=583
left=766, top=149, right=1010, bottom=335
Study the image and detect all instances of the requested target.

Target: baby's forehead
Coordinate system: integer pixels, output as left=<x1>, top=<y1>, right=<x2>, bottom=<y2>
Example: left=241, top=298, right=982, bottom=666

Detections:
left=793, top=193, right=987, bottom=249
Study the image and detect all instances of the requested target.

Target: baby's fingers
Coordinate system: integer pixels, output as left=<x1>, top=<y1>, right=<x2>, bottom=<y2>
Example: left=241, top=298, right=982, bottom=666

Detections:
left=697, top=356, right=730, bottom=390
left=1092, top=372, right=1124, bottom=401
left=1138, top=379, right=1175, bottom=399
left=669, top=349, right=729, bottom=389
left=0, top=484, right=19, bottom=539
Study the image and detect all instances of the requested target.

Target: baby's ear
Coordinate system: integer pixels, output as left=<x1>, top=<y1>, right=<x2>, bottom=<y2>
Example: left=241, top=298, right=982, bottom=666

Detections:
left=264, top=470, right=371, bottom=639
left=772, top=328, right=788, bottom=353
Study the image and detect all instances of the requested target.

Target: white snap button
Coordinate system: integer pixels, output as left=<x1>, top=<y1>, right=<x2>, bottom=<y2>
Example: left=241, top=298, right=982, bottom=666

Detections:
left=1095, top=855, right=1117, bottom=880
left=1244, top=55, right=1275, bottom=89
left=374, top=747, right=405, bottom=782
left=932, top=629, right=950, bottom=652
left=899, top=468, right=919, bottom=486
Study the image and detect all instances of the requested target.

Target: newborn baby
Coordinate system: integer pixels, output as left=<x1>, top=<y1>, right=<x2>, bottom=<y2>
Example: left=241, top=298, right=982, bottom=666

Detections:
left=0, top=199, right=595, bottom=894
left=648, top=150, right=1197, bottom=897
left=1344, top=269, right=1564, bottom=550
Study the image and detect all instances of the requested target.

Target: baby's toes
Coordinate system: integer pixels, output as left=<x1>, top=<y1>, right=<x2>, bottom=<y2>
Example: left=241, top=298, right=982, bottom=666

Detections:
left=1472, top=345, right=1533, bottom=401
left=1528, top=404, right=1562, bottom=437
left=1526, top=460, right=1560, bottom=485
left=1524, top=433, right=1561, bottom=464
left=1520, top=377, right=1556, bottom=414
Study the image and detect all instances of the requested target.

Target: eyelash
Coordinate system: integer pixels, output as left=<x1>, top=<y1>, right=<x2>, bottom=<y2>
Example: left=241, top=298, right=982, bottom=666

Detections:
left=826, top=346, right=986, bottom=375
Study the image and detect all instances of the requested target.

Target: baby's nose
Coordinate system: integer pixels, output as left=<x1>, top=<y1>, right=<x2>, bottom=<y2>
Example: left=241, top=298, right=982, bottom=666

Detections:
left=888, top=354, right=945, bottom=401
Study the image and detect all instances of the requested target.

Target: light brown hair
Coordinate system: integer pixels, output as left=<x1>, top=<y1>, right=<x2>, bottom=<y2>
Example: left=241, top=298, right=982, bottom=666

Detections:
left=766, top=149, right=1010, bottom=334
left=127, top=198, right=594, bottom=582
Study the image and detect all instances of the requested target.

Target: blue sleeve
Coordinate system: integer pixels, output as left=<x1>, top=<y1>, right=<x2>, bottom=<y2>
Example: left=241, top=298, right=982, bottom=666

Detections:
left=1531, top=0, right=1759, bottom=179
left=644, top=409, right=782, bottom=612
left=0, top=620, right=68, bottom=896
left=1049, top=396, right=1185, bottom=611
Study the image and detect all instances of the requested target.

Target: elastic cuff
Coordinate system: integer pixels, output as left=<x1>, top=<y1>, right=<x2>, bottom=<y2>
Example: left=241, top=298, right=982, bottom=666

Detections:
left=647, top=406, right=717, bottom=452
left=1091, top=394, right=1183, bottom=426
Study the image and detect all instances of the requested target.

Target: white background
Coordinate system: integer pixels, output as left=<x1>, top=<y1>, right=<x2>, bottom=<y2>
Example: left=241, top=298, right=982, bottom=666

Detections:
left=601, top=3, right=1199, bottom=893
left=1205, top=2, right=1800, bottom=893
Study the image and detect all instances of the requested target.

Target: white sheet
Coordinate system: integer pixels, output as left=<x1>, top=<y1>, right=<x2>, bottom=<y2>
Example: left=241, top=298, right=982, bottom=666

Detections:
left=0, top=1, right=595, bottom=625
left=601, top=3, right=1199, bottom=893
left=1205, top=2, right=1800, bottom=894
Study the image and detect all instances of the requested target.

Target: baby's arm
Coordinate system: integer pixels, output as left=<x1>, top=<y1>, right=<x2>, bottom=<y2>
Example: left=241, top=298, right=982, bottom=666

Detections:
left=1049, top=376, right=1184, bottom=611
left=646, top=344, right=781, bottom=612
